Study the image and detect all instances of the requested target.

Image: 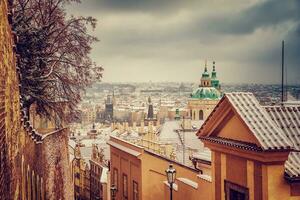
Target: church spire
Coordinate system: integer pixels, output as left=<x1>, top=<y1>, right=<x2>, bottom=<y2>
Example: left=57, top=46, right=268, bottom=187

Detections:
left=212, top=61, right=217, bottom=79
left=202, top=59, right=210, bottom=78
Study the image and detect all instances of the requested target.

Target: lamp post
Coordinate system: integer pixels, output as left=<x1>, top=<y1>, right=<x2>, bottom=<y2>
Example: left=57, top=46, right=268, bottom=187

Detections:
left=110, top=184, right=117, bottom=200
left=165, top=164, right=176, bottom=200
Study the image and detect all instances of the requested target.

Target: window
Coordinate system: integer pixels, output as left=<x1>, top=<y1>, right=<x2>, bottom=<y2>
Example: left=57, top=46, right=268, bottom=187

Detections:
left=113, top=168, right=118, bottom=189
left=225, top=180, right=249, bottom=200
left=133, top=181, right=139, bottom=200
left=199, top=110, right=203, bottom=120
left=123, top=174, right=128, bottom=199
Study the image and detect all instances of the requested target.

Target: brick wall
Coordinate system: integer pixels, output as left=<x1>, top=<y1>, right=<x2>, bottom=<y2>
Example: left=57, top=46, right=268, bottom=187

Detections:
left=0, top=0, right=73, bottom=199
left=0, top=0, right=21, bottom=199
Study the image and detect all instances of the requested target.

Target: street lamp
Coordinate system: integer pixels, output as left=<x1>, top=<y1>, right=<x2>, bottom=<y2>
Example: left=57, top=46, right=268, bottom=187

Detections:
left=110, top=184, right=117, bottom=200
left=165, top=164, right=176, bottom=200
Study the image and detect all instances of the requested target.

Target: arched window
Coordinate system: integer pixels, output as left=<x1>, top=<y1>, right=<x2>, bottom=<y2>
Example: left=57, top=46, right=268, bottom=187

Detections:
left=36, top=175, right=40, bottom=200
left=32, top=171, right=36, bottom=200
left=41, top=178, right=44, bottom=200
left=190, top=110, right=192, bottom=118
left=193, top=111, right=196, bottom=120
left=21, top=156, right=26, bottom=200
left=27, top=166, right=31, bottom=200
left=199, top=110, right=204, bottom=120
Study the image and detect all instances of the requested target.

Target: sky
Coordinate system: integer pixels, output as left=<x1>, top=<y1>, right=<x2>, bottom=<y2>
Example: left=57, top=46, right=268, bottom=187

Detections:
left=67, top=0, right=300, bottom=84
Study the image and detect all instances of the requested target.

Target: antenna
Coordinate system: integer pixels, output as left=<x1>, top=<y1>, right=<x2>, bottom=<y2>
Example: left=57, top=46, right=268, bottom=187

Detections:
left=281, top=40, right=284, bottom=103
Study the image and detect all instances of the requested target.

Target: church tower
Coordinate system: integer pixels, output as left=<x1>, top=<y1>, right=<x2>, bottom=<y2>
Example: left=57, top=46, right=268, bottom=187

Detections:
left=200, top=60, right=211, bottom=87
left=188, top=60, right=222, bottom=121
left=211, top=61, right=220, bottom=90
left=147, top=96, right=154, bottom=119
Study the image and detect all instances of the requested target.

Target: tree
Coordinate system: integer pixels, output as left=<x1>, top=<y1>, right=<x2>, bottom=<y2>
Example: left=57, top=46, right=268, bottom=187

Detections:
left=12, top=0, right=102, bottom=124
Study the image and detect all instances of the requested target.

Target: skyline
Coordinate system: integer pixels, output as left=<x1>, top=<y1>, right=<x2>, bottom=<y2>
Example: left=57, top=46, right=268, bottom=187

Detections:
left=67, top=0, right=300, bottom=84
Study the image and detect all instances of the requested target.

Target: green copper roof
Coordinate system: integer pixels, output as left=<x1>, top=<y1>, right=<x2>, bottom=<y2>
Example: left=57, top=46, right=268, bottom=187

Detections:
left=191, top=87, right=222, bottom=100
left=211, top=62, right=217, bottom=79
left=202, top=66, right=210, bottom=78
left=211, top=79, right=220, bottom=88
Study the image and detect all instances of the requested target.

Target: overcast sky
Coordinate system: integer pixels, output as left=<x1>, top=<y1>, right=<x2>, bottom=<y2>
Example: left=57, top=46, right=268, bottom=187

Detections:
left=67, top=0, right=300, bottom=84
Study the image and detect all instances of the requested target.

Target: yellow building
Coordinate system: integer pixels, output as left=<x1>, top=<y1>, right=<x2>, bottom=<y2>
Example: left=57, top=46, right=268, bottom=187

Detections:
left=108, top=136, right=212, bottom=200
left=187, top=61, right=221, bottom=121
left=90, top=144, right=109, bottom=200
left=73, top=145, right=91, bottom=200
left=198, top=92, right=300, bottom=200
left=108, top=92, right=300, bottom=200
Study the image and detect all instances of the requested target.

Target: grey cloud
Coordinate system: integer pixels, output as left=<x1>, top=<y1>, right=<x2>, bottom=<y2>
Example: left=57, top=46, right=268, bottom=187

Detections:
left=206, top=0, right=300, bottom=35
left=67, top=0, right=300, bottom=84
left=73, top=0, right=194, bottom=14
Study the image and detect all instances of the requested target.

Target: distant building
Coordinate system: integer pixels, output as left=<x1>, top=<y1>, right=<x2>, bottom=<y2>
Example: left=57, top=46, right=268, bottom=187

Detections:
left=147, top=97, right=154, bottom=119
left=90, top=144, right=109, bottom=200
left=73, top=145, right=91, bottom=200
left=187, top=61, right=222, bottom=120
left=82, top=106, right=97, bottom=125
left=107, top=136, right=211, bottom=200
left=145, top=96, right=159, bottom=126
left=104, top=94, right=114, bottom=121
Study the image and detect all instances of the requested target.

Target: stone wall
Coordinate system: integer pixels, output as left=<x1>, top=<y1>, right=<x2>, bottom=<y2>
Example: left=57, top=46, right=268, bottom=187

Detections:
left=0, top=0, right=22, bottom=199
left=20, top=128, right=74, bottom=200
left=0, top=0, right=73, bottom=199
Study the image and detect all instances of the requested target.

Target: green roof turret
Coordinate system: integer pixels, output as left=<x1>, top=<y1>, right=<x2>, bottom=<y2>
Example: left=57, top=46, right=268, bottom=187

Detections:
left=202, top=60, right=210, bottom=78
left=211, top=61, right=217, bottom=79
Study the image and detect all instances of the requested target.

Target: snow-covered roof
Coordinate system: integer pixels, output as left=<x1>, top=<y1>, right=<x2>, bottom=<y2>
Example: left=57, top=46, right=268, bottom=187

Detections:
left=80, top=146, right=93, bottom=167
left=192, top=148, right=211, bottom=162
left=199, top=93, right=299, bottom=179
left=81, top=139, right=98, bottom=147
left=265, top=105, right=300, bottom=178
left=69, top=139, right=76, bottom=150
left=285, top=152, right=300, bottom=178
left=177, top=178, right=198, bottom=189
left=159, top=120, right=181, bottom=140
left=225, top=92, right=293, bottom=150
left=100, top=167, right=108, bottom=183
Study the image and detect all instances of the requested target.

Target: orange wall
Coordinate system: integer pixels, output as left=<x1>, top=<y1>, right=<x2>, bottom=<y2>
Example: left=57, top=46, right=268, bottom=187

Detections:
left=141, top=151, right=212, bottom=200
left=265, top=165, right=300, bottom=200
left=109, top=137, right=213, bottom=200
left=211, top=150, right=300, bottom=200
left=216, top=114, right=260, bottom=146
left=110, top=146, right=141, bottom=200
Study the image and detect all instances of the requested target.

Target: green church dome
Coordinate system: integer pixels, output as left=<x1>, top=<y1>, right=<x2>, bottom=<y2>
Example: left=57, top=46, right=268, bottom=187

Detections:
left=191, top=87, right=222, bottom=100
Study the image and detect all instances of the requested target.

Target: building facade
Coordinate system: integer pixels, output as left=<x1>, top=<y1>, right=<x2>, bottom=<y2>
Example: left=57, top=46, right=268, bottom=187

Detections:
left=108, top=136, right=212, bottom=200
left=90, top=144, right=108, bottom=200
left=187, top=61, right=222, bottom=121
left=108, top=93, right=300, bottom=200
left=197, top=92, right=300, bottom=200
left=73, top=145, right=91, bottom=200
